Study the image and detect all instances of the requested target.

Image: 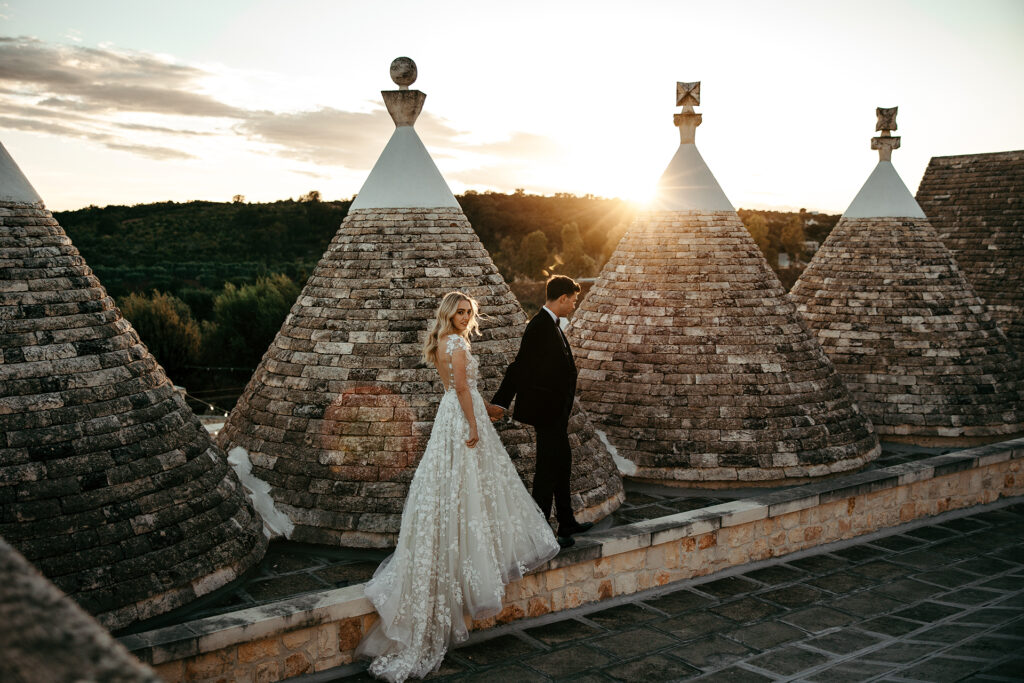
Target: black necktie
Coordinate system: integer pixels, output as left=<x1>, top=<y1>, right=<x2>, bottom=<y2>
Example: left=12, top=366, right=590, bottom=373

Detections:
left=555, top=317, right=570, bottom=352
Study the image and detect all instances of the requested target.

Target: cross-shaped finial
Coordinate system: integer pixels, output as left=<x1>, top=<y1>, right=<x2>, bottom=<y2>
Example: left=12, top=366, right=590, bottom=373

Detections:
left=673, top=81, right=702, bottom=144
left=871, top=106, right=901, bottom=162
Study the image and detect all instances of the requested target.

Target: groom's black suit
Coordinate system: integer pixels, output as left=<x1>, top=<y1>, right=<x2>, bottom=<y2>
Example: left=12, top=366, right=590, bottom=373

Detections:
left=493, top=308, right=578, bottom=529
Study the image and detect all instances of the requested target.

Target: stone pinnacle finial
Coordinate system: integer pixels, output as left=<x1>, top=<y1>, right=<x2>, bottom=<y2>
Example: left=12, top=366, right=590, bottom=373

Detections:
left=390, top=57, right=417, bottom=90
left=382, top=57, right=425, bottom=127
left=673, top=81, right=702, bottom=144
left=871, top=106, right=901, bottom=162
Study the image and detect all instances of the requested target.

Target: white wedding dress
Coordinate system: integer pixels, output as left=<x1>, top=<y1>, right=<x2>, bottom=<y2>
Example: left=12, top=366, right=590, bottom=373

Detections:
left=357, top=334, right=561, bottom=682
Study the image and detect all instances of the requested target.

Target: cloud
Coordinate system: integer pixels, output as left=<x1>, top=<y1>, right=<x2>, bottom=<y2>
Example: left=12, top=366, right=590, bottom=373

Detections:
left=235, top=107, right=394, bottom=166
left=466, top=132, right=561, bottom=159
left=103, top=142, right=195, bottom=161
left=0, top=115, right=194, bottom=160
left=114, top=121, right=214, bottom=136
left=235, top=107, right=473, bottom=168
left=0, top=36, right=558, bottom=182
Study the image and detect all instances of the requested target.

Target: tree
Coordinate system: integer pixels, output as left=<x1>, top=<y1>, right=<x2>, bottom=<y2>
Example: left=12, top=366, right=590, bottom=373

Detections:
left=201, top=274, right=300, bottom=368
left=299, top=190, right=322, bottom=203
left=118, top=291, right=201, bottom=379
left=232, top=194, right=246, bottom=204
left=519, top=230, right=550, bottom=279
left=744, top=213, right=770, bottom=254
left=557, top=223, right=596, bottom=278
left=780, top=215, right=805, bottom=261
left=600, top=222, right=629, bottom=267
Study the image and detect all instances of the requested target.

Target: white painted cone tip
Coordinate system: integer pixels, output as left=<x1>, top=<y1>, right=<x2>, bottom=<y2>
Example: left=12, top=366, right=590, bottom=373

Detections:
left=0, top=141, right=43, bottom=204
left=843, top=161, right=926, bottom=219
left=650, top=144, right=734, bottom=212
left=350, top=126, right=459, bottom=210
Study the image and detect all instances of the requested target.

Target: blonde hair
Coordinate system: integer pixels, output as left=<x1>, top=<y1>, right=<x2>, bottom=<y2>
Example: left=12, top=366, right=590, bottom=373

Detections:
left=423, top=292, right=482, bottom=366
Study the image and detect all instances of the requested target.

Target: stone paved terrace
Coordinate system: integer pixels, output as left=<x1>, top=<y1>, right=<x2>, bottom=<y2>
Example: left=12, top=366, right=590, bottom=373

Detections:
left=305, top=497, right=1024, bottom=682
left=120, top=444, right=953, bottom=633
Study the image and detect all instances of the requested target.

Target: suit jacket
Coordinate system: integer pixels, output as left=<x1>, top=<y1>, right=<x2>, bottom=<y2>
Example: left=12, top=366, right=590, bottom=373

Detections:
left=493, top=309, right=577, bottom=428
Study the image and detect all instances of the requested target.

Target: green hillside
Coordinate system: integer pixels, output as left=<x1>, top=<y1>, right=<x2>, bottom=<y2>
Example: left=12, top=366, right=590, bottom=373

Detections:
left=53, top=192, right=836, bottom=413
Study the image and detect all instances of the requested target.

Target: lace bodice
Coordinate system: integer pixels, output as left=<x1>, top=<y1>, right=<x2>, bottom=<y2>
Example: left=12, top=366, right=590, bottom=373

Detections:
left=443, top=334, right=479, bottom=392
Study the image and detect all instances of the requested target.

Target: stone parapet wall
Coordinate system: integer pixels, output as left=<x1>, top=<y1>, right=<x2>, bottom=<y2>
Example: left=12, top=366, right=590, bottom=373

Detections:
left=129, top=438, right=1024, bottom=682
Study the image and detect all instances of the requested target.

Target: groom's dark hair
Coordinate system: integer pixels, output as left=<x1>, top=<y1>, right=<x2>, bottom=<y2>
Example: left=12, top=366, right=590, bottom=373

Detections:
left=546, top=275, right=581, bottom=301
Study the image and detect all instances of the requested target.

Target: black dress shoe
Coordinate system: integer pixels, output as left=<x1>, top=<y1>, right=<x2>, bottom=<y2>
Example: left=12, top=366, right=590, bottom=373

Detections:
left=557, top=535, right=575, bottom=549
left=559, top=521, right=594, bottom=537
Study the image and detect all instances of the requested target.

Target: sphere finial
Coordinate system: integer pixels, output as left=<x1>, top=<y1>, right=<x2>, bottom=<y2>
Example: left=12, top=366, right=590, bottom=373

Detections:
left=390, top=57, right=417, bottom=90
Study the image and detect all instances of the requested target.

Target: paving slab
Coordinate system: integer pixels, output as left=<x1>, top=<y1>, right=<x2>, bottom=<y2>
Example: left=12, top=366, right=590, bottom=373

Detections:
left=806, top=660, right=894, bottom=682
left=727, top=621, right=806, bottom=650
left=588, top=627, right=678, bottom=659
left=584, top=603, right=659, bottom=629
left=603, top=654, right=698, bottom=681
left=697, top=576, right=762, bottom=598
left=658, top=612, right=735, bottom=640
left=781, top=605, right=858, bottom=632
left=523, top=645, right=612, bottom=677
left=747, top=645, right=832, bottom=675
left=451, top=634, right=540, bottom=667
left=710, top=597, right=782, bottom=624
left=914, top=567, right=984, bottom=587
left=694, top=666, right=773, bottom=682
left=827, top=591, right=907, bottom=617
left=803, top=628, right=884, bottom=654
left=807, top=570, right=881, bottom=594
left=674, top=634, right=753, bottom=669
left=740, top=565, right=807, bottom=585
left=642, top=589, right=713, bottom=615
left=759, top=584, right=826, bottom=607
left=898, top=655, right=993, bottom=681
left=524, top=618, right=603, bottom=646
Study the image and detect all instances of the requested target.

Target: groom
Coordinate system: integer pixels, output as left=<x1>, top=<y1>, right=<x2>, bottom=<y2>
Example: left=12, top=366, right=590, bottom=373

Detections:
left=490, top=275, right=594, bottom=548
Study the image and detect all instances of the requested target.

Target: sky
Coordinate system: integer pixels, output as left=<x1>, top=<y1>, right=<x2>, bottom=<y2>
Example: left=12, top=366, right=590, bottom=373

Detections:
left=1, top=0, right=1022, bottom=212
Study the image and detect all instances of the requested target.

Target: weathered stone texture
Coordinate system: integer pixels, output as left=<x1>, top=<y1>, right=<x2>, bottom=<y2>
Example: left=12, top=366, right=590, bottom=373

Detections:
left=0, top=537, right=160, bottom=682
left=218, top=207, right=624, bottom=547
left=571, top=210, right=879, bottom=484
left=790, top=215, right=1024, bottom=444
left=915, top=151, right=1024, bottom=354
left=0, top=200, right=267, bottom=630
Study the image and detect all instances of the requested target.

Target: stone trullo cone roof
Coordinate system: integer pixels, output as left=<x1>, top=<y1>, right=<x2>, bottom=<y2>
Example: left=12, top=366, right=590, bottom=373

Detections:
left=790, top=111, right=1024, bottom=445
left=570, top=82, right=879, bottom=485
left=0, top=141, right=267, bottom=630
left=915, top=150, right=1024, bottom=355
left=0, top=537, right=160, bottom=683
left=218, top=59, right=623, bottom=547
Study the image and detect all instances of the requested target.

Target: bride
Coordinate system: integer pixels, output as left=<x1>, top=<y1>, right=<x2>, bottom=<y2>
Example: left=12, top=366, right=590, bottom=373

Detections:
left=356, top=292, right=561, bottom=682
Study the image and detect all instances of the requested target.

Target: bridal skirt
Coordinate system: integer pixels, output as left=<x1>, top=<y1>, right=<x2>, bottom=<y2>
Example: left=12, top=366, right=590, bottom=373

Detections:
left=356, top=388, right=560, bottom=682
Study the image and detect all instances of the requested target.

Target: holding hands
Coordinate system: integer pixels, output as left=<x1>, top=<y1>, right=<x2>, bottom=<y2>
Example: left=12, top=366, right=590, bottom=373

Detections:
left=486, top=403, right=505, bottom=422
